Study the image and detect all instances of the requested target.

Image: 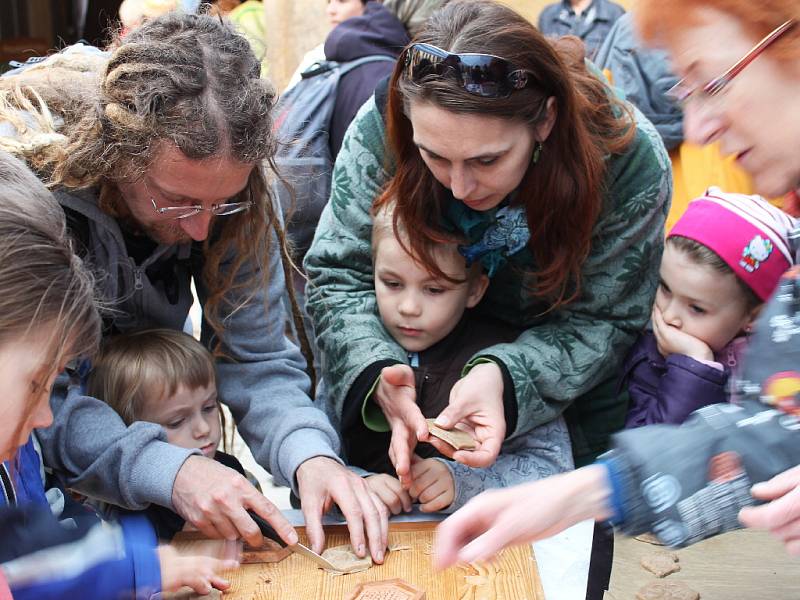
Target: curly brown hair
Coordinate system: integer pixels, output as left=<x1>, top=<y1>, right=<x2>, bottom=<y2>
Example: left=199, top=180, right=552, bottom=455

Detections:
left=377, top=0, right=635, bottom=308
left=0, top=13, right=314, bottom=387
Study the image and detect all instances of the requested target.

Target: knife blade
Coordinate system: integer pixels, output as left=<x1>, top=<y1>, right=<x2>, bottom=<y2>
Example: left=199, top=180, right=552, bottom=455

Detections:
left=246, top=509, right=340, bottom=570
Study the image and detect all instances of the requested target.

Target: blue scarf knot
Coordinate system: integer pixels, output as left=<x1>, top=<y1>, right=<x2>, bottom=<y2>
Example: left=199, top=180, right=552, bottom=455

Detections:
left=446, top=200, right=530, bottom=277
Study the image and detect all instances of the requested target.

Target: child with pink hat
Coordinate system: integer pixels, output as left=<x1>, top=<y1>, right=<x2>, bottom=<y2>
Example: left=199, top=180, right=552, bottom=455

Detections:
left=622, top=187, right=798, bottom=427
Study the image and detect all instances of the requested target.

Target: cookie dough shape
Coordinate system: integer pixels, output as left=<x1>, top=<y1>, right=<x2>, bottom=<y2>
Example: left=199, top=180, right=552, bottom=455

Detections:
left=636, top=581, right=700, bottom=600
left=426, top=419, right=477, bottom=450
left=640, top=550, right=681, bottom=577
left=321, top=544, right=374, bottom=574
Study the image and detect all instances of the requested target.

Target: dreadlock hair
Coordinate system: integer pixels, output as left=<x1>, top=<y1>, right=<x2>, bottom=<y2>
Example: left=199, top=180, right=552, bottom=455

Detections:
left=0, top=12, right=316, bottom=392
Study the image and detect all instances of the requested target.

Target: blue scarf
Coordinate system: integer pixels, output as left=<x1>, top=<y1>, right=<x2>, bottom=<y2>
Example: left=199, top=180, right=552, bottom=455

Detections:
left=446, top=199, right=530, bottom=277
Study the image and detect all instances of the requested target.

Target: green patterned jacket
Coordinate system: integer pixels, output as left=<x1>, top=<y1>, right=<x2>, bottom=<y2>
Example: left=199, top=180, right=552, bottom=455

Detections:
left=305, top=97, right=672, bottom=463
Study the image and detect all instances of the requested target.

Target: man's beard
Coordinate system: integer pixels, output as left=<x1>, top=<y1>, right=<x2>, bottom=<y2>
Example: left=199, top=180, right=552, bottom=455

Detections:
left=142, top=221, right=192, bottom=245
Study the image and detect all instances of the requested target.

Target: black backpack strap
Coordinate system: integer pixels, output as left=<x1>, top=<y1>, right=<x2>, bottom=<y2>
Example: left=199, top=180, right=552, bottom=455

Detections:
left=62, top=205, right=92, bottom=259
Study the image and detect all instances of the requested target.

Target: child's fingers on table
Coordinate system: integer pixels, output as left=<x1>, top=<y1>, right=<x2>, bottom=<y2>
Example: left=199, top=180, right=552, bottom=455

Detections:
left=409, top=467, right=436, bottom=499
left=374, top=485, right=403, bottom=515
left=417, top=476, right=449, bottom=505
left=420, top=492, right=449, bottom=513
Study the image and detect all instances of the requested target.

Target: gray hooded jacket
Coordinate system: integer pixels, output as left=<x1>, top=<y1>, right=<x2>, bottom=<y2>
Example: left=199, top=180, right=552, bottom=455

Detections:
left=36, top=187, right=342, bottom=511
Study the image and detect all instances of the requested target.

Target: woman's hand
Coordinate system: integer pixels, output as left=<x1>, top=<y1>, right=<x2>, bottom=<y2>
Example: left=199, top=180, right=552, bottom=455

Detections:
left=433, top=465, right=612, bottom=569
left=739, top=465, right=800, bottom=555
left=158, top=545, right=238, bottom=595
left=374, top=364, right=429, bottom=489
left=652, top=306, right=714, bottom=362
left=429, top=362, right=506, bottom=468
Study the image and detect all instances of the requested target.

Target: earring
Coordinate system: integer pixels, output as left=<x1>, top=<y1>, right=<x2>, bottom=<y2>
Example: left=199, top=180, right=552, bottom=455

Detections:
left=532, top=141, right=543, bottom=165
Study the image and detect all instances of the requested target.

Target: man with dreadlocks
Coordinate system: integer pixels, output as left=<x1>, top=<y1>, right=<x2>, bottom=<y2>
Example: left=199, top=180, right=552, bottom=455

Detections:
left=0, top=13, right=389, bottom=564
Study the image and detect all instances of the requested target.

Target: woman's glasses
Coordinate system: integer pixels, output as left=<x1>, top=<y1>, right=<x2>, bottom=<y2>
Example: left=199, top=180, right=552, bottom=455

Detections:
left=667, top=20, right=795, bottom=108
left=403, top=42, right=533, bottom=98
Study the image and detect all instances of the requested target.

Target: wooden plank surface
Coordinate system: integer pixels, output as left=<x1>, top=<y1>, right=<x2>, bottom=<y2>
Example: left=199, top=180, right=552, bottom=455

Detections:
left=609, top=529, right=799, bottom=600
left=172, top=522, right=544, bottom=600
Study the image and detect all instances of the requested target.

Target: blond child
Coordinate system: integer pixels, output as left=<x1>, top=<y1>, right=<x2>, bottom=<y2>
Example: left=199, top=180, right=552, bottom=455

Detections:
left=339, top=203, right=574, bottom=514
left=87, top=328, right=249, bottom=539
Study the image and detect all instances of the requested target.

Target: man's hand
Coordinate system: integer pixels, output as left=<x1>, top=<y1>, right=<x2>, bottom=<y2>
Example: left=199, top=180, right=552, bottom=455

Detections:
left=429, top=363, right=506, bottom=468
left=296, top=457, right=389, bottom=564
left=739, top=465, right=800, bottom=555
left=374, top=364, right=429, bottom=489
left=652, top=305, right=714, bottom=362
left=409, top=456, right=455, bottom=513
left=172, top=455, right=298, bottom=548
left=366, top=473, right=413, bottom=515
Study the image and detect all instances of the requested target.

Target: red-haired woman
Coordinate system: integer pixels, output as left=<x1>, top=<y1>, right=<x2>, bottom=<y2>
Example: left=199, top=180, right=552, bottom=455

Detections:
left=306, top=0, right=670, bottom=501
left=434, top=0, right=800, bottom=567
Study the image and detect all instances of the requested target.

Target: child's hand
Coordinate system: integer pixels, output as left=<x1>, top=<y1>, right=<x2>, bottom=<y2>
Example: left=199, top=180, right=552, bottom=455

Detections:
left=158, top=545, right=238, bottom=595
left=652, top=305, right=714, bottom=362
left=409, top=456, right=455, bottom=513
left=366, top=473, right=413, bottom=515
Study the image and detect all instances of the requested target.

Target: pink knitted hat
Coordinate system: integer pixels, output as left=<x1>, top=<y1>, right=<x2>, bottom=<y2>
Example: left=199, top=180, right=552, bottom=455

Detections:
left=668, top=187, right=797, bottom=301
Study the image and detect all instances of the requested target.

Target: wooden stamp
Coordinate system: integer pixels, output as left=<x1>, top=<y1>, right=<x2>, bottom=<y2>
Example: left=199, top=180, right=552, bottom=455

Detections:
left=426, top=419, right=477, bottom=450
left=346, top=579, right=426, bottom=600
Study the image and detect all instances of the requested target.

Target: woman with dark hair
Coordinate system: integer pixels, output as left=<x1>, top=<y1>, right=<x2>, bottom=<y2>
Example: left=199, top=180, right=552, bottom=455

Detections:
left=434, top=0, right=800, bottom=567
left=305, top=0, right=670, bottom=495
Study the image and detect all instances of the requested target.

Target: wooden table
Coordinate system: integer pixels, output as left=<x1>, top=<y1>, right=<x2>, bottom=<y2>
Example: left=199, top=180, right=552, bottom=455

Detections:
left=172, top=521, right=545, bottom=600
left=606, top=529, right=798, bottom=600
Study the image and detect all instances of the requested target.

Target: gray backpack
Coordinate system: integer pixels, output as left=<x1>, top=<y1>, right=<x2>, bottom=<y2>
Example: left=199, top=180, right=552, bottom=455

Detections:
left=272, top=55, right=395, bottom=265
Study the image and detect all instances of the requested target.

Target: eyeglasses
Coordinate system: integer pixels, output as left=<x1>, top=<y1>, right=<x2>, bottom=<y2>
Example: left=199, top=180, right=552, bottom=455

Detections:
left=147, top=182, right=253, bottom=220
left=403, top=42, right=533, bottom=98
left=667, top=20, right=795, bottom=108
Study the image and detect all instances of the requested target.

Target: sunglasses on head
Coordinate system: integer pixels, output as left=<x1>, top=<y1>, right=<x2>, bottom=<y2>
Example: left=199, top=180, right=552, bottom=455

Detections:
left=403, top=42, right=533, bottom=98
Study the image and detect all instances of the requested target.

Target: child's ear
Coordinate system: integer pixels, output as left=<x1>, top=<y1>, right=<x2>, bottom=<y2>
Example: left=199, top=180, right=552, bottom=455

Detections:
left=466, top=273, right=490, bottom=308
left=744, top=303, right=764, bottom=333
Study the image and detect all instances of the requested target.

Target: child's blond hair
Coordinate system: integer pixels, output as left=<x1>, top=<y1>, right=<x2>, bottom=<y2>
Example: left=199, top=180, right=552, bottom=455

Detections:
left=87, top=329, right=216, bottom=426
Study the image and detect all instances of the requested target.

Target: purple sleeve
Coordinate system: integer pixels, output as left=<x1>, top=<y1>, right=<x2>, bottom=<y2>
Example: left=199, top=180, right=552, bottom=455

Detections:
left=623, top=333, right=728, bottom=428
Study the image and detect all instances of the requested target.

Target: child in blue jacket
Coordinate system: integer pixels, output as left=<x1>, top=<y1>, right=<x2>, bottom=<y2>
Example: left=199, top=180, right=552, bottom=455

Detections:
left=0, top=150, right=235, bottom=599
